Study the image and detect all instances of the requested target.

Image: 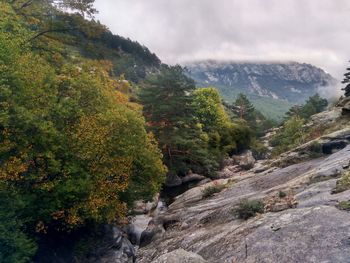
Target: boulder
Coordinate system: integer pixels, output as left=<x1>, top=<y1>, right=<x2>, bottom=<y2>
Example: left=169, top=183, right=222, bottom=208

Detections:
left=233, top=150, right=255, bottom=170
left=336, top=96, right=350, bottom=115
left=132, top=196, right=159, bottom=215
left=181, top=173, right=206, bottom=184
left=165, top=172, right=182, bottom=187
left=152, top=249, right=207, bottom=263
left=139, top=220, right=164, bottom=247
left=221, top=157, right=235, bottom=167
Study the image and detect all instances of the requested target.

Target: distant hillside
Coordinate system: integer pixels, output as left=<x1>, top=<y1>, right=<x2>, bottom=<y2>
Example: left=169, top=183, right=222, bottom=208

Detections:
left=46, top=15, right=162, bottom=83
left=185, top=60, right=337, bottom=119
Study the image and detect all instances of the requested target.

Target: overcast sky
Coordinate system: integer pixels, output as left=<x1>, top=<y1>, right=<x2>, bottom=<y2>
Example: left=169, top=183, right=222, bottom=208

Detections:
left=94, top=0, right=350, bottom=80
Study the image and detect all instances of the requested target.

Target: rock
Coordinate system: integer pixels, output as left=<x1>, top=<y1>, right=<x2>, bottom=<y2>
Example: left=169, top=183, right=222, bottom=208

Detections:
left=233, top=150, right=255, bottom=170
left=139, top=220, right=164, bottom=248
left=310, top=108, right=342, bottom=126
left=218, top=165, right=242, bottom=178
left=337, top=96, right=350, bottom=115
left=152, top=249, right=207, bottom=263
left=271, top=127, right=350, bottom=168
left=182, top=173, right=206, bottom=184
left=132, top=196, right=159, bottom=215
left=195, top=178, right=212, bottom=186
left=97, top=227, right=136, bottom=263
left=264, top=193, right=298, bottom=212
left=221, top=157, right=235, bottom=167
left=137, top=145, right=350, bottom=263
left=322, top=140, right=348, bottom=154
left=165, top=172, right=182, bottom=187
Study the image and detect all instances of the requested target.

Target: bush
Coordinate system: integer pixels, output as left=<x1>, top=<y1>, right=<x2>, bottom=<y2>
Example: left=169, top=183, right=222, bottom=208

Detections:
left=278, top=191, right=287, bottom=198
left=233, top=199, right=264, bottom=220
left=250, top=138, right=269, bottom=160
left=332, top=172, right=350, bottom=194
left=202, top=183, right=225, bottom=198
left=337, top=201, right=350, bottom=211
left=271, top=116, right=306, bottom=156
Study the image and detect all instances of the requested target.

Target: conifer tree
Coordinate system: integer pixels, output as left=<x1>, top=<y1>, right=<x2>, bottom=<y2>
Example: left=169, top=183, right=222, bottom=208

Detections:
left=342, top=62, right=350, bottom=97
left=140, top=66, right=216, bottom=176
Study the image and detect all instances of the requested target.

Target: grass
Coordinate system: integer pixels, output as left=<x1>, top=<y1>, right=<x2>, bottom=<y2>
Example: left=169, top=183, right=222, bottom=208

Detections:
left=233, top=199, right=264, bottom=220
left=332, top=172, right=350, bottom=194
left=202, top=183, right=226, bottom=198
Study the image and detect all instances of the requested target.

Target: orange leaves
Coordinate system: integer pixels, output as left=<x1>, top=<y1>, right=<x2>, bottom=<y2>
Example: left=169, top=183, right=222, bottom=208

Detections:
left=0, top=154, right=29, bottom=181
left=35, top=221, right=48, bottom=234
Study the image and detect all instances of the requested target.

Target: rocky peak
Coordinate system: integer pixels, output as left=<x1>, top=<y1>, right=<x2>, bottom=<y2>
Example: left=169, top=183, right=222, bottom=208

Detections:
left=184, top=60, right=337, bottom=105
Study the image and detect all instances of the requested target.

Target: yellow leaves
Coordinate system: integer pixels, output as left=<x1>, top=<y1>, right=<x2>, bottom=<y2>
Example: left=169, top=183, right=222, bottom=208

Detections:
left=51, top=211, right=65, bottom=220
left=0, top=155, right=29, bottom=181
left=66, top=208, right=83, bottom=227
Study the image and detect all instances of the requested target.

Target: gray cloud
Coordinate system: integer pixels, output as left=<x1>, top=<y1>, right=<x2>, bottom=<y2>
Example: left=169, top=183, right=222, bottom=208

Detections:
left=94, top=0, right=350, bottom=81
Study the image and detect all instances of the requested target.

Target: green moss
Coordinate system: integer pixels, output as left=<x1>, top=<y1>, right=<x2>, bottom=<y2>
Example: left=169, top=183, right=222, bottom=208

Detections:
left=233, top=199, right=264, bottom=220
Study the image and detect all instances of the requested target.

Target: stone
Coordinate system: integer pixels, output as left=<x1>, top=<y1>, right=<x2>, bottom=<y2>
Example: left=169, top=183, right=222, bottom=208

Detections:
left=152, top=249, right=207, bottom=263
left=139, top=220, right=164, bottom=248
left=137, top=145, right=350, bottom=263
left=182, top=173, right=206, bottom=184
left=165, top=172, right=182, bottom=187
left=234, top=150, right=255, bottom=170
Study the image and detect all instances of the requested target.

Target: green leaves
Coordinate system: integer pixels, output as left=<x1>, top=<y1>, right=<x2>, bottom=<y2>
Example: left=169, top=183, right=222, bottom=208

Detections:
left=0, top=6, right=166, bottom=261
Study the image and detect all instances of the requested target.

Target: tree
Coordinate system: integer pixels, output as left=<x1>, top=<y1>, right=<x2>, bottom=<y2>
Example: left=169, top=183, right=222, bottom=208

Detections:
left=192, top=87, right=251, bottom=155
left=10, top=0, right=97, bottom=17
left=271, top=116, right=306, bottom=155
left=233, top=93, right=256, bottom=121
left=192, top=87, right=229, bottom=131
left=342, top=61, right=350, bottom=97
left=140, top=66, right=216, bottom=176
left=285, top=94, right=328, bottom=120
left=0, top=8, right=166, bottom=261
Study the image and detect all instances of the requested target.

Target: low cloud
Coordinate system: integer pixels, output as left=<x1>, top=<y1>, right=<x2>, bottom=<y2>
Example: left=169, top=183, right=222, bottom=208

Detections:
left=94, top=0, right=350, bottom=83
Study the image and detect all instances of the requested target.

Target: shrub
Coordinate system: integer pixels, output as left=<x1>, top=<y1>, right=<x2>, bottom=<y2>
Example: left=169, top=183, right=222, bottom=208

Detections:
left=332, top=172, right=350, bottom=194
left=337, top=201, right=350, bottom=211
left=202, top=183, right=225, bottom=198
left=278, top=191, right=287, bottom=198
left=233, top=199, right=264, bottom=220
left=250, top=138, right=269, bottom=160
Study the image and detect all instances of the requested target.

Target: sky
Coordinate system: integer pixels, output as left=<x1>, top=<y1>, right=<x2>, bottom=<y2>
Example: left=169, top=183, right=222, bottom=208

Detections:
left=94, top=0, right=350, bottom=80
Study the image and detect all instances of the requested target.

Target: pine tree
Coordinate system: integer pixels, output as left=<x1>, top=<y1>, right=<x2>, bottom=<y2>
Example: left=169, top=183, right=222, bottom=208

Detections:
left=342, top=62, right=350, bottom=97
left=140, top=66, right=216, bottom=176
left=233, top=93, right=256, bottom=121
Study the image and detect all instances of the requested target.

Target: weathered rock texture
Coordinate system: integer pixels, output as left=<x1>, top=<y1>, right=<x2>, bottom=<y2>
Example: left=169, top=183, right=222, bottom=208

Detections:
left=137, top=137, right=350, bottom=262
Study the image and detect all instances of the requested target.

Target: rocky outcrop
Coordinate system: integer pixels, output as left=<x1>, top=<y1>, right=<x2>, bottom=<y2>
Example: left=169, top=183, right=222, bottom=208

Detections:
left=137, top=142, right=350, bottom=263
left=185, top=61, right=336, bottom=105
left=270, top=126, right=350, bottom=168
left=336, top=96, right=350, bottom=115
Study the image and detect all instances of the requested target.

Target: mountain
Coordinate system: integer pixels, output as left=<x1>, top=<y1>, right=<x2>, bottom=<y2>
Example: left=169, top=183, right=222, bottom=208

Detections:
left=184, top=60, right=337, bottom=120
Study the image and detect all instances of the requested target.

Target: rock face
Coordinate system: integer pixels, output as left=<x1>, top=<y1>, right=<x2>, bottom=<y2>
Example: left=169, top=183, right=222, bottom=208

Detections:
left=137, top=136, right=350, bottom=262
left=152, top=249, right=207, bottom=263
left=185, top=61, right=336, bottom=104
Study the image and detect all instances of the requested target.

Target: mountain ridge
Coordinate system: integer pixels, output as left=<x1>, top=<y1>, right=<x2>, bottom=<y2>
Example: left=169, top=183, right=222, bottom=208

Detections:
left=184, top=60, right=337, bottom=119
